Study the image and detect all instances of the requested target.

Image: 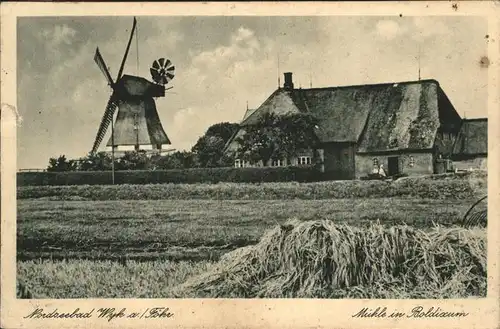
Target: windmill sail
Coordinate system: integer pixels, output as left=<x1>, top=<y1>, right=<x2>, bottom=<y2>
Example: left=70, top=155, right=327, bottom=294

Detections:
left=94, top=48, right=114, bottom=86
left=116, top=17, right=137, bottom=81
left=91, top=96, right=118, bottom=154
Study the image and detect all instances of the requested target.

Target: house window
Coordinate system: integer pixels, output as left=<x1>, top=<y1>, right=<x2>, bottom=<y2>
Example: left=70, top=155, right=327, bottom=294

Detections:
left=409, top=156, right=415, bottom=167
left=298, top=156, right=312, bottom=165
left=272, top=159, right=285, bottom=167
left=242, top=160, right=251, bottom=168
left=234, top=159, right=241, bottom=168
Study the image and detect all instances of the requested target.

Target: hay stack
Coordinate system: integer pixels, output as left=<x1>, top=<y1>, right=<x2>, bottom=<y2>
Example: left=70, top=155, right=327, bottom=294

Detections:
left=176, top=219, right=486, bottom=298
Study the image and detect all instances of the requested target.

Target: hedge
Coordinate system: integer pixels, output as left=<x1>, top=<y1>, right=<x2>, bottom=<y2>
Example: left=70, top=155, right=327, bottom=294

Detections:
left=17, top=166, right=324, bottom=187
left=18, top=172, right=487, bottom=200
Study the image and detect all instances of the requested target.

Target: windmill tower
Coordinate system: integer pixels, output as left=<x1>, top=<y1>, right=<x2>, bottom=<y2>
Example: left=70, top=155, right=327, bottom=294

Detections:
left=91, top=17, right=175, bottom=155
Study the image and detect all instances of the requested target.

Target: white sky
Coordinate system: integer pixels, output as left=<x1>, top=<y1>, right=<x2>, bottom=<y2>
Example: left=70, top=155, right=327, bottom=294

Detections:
left=17, top=16, right=488, bottom=169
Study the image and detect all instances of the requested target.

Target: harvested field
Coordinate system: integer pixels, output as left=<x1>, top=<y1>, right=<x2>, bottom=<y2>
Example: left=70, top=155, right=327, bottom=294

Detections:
left=16, top=173, right=488, bottom=298
left=18, top=220, right=487, bottom=299
left=176, top=220, right=487, bottom=298
left=18, top=259, right=210, bottom=298
left=18, top=198, right=474, bottom=261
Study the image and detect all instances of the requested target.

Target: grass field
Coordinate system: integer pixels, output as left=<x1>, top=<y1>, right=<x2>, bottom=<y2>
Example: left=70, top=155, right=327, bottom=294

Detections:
left=18, top=259, right=211, bottom=298
left=18, top=198, right=474, bottom=261
left=16, top=173, right=488, bottom=298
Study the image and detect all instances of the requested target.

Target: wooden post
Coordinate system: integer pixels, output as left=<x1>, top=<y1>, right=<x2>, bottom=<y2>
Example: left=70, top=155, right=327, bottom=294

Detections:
left=111, top=116, right=115, bottom=185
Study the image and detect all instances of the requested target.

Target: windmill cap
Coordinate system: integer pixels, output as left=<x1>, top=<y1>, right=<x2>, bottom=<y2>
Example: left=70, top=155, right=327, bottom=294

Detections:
left=116, top=75, right=165, bottom=98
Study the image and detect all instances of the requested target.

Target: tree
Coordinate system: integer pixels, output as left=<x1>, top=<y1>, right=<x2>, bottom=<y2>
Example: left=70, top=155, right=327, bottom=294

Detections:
left=47, top=155, right=77, bottom=172
left=192, top=122, right=239, bottom=167
left=78, top=152, right=113, bottom=171
left=152, top=151, right=198, bottom=170
left=204, top=122, right=240, bottom=142
left=235, top=113, right=320, bottom=165
left=116, top=150, right=150, bottom=170
left=192, top=135, right=226, bottom=167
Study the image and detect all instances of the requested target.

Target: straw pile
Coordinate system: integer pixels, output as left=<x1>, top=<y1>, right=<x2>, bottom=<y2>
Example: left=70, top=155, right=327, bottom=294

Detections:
left=16, top=280, right=33, bottom=299
left=176, top=219, right=486, bottom=298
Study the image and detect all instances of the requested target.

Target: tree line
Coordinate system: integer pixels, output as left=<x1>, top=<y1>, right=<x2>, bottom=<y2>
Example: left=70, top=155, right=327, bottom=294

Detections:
left=47, top=114, right=320, bottom=172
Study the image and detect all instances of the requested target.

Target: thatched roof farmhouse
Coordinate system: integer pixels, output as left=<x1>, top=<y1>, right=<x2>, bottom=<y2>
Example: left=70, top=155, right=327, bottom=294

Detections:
left=225, top=73, right=487, bottom=179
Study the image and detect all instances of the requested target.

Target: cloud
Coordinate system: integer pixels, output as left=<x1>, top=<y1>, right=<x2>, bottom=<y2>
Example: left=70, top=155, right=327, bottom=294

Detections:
left=190, top=26, right=261, bottom=73
left=39, top=24, right=77, bottom=47
left=233, top=27, right=255, bottom=43
left=169, top=107, right=206, bottom=150
left=375, top=20, right=404, bottom=40
left=143, top=30, right=184, bottom=55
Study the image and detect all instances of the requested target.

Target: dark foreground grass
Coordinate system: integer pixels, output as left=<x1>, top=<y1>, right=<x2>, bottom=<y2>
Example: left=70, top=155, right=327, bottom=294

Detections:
left=18, top=198, right=474, bottom=261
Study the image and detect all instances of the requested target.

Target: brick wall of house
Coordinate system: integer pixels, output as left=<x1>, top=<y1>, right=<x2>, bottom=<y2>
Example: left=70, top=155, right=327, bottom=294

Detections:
left=355, top=152, right=434, bottom=178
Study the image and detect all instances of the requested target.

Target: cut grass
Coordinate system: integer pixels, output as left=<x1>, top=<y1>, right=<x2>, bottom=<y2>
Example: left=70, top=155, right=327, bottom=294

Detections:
left=18, top=220, right=487, bottom=299
left=18, top=198, right=473, bottom=261
left=176, top=219, right=487, bottom=298
left=18, top=259, right=211, bottom=298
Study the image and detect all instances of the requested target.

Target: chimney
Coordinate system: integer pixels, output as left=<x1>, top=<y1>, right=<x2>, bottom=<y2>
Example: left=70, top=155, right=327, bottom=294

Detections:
left=283, top=72, right=294, bottom=90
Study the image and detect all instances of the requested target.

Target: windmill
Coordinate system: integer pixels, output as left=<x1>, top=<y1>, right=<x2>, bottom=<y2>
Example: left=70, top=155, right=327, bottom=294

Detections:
left=91, top=17, right=175, bottom=156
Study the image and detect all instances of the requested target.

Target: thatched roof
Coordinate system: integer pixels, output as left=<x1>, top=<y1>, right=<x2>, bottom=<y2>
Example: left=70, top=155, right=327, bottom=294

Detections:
left=242, top=90, right=303, bottom=125
left=242, top=108, right=257, bottom=121
left=452, top=119, right=488, bottom=156
left=232, top=79, right=461, bottom=153
left=357, top=82, right=441, bottom=152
